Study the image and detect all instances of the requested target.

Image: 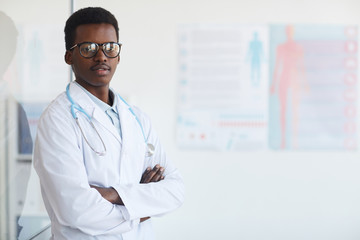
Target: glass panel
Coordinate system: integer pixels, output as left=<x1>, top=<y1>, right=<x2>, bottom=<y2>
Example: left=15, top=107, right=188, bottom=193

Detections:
left=0, top=1, right=70, bottom=239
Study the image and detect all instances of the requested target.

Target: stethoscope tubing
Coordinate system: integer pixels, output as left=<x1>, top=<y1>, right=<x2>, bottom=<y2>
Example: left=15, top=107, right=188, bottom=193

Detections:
left=66, top=83, right=154, bottom=157
left=76, top=118, right=107, bottom=156
left=66, top=84, right=107, bottom=156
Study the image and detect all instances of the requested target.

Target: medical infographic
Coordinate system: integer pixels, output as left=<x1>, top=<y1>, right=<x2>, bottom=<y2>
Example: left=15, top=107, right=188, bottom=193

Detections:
left=177, top=25, right=269, bottom=150
left=177, top=24, right=358, bottom=151
left=269, top=25, right=358, bottom=150
left=16, top=24, right=68, bottom=102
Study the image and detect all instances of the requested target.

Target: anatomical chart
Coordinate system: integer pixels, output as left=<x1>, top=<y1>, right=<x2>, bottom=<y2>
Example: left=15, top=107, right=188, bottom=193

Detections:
left=269, top=25, right=358, bottom=150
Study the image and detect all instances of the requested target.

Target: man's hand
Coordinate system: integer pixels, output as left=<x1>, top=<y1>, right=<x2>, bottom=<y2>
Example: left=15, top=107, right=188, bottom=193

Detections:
left=90, top=185, right=124, bottom=205
left=91, top=164, right=165, bottom=223
left=139, top=164, right=165, bottom=222
left=140, top=217, right=150, bottom=222
left=140, top=164, right=165, bottom=183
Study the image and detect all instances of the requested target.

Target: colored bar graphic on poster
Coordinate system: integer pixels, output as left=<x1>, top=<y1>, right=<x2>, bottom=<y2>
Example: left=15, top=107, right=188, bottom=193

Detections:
left=177, top=25, right=268, bottom=151
left=269, top=25, right=358, bottom=150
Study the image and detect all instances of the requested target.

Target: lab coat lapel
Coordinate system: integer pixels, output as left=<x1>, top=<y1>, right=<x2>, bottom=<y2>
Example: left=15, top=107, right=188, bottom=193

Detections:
left=117, top=97, right=135, bottom=153
left=116, top=95, right=146, bottom=183
left=92, top=108, right=122, bottom=143
left=68, top=82, right=122, bottom=143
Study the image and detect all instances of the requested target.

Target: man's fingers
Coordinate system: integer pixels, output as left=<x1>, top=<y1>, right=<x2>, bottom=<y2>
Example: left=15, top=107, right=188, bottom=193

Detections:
left=144, top=165, right=160, bottom=183
left=151, top=167, right=164, bottom=182
left=141, top=165, right=165, bottom=183
left=141, top=166, right=158, bottom=183
left=140, top=167, right=151, bottom=183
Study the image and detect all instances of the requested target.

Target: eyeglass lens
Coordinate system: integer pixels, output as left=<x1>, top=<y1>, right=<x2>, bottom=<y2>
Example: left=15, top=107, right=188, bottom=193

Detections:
left=79, top=42, right=120, bottom=58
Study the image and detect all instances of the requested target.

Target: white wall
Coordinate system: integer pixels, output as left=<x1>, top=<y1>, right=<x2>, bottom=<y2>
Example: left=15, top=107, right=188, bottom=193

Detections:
left=88, top=0, right=360, bottom=240
left=73, top=1, right=360, bottom=239
left=3, top=0, right=360, bottom=239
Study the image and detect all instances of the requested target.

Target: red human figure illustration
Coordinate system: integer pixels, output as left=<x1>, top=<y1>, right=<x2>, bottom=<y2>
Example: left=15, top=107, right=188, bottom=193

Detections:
left=270, top=25, right=308, bottom=149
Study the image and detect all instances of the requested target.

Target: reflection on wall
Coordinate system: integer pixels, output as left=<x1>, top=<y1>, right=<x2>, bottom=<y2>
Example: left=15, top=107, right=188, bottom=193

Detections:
left=18, top=102, right=50, bottom=240
left=16, top=24, right=69, bottom=102
left=0, top=10, right=68, bottom=239
left=0, top=11, right=33, bottom=239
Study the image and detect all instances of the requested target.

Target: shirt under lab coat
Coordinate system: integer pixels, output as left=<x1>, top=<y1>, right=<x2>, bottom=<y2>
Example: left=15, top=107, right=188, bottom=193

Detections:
left=33, top=82, right=185, bottom=240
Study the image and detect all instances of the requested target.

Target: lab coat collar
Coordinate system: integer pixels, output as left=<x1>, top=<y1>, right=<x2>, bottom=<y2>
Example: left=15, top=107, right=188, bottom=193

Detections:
left=116, top=93, right=146, bottom=156
left=68, top=82, right=122, bottom=143
left=68, top=82, right=144, bottom=153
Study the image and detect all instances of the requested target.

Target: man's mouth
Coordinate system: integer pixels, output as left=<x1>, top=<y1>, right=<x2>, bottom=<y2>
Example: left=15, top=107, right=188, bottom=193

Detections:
left=91, top=64, right=110, bottom=75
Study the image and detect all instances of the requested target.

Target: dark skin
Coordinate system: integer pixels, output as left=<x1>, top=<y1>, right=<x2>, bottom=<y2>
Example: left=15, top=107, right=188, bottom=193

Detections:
left=90, top=164, right=165, bottom=222
left=65, top=23, right=119, bottom=105
left=65, top=23, right=165, bottom=223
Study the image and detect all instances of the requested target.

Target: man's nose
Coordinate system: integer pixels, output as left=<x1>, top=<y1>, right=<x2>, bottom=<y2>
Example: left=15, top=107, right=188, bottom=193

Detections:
left=93, top=47, right=107, bottom=62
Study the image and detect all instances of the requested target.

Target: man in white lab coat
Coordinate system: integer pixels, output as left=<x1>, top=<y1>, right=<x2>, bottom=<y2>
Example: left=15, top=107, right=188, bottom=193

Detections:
left=34, top=7, right=184, bottom=240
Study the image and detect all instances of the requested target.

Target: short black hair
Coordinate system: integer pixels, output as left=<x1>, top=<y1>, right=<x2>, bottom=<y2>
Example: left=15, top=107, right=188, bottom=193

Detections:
left=64, top=7, right=119, bottom=50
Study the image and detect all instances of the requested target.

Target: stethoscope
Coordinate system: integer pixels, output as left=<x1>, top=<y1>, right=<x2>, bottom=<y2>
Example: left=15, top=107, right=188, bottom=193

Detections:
left=66, top=83, right=155, bottom=157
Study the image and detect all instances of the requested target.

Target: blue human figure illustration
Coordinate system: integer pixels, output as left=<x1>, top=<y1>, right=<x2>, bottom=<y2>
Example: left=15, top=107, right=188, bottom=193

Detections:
left=27, top=31, right=43, bottom=85
left=246, top=32, right=264, bottom=86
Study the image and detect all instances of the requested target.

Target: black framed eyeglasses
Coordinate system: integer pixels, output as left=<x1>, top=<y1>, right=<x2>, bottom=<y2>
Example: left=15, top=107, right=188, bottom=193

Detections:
left=69, top=42, right=122, bottom=58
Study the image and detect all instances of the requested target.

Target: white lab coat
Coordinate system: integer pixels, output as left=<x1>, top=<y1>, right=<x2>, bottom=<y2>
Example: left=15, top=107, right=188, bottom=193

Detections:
left=34, top=82, right=185, bottom=240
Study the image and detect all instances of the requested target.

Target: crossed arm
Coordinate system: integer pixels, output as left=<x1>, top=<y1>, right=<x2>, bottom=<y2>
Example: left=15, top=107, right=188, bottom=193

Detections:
left=90, top=164, right=165, bottom=222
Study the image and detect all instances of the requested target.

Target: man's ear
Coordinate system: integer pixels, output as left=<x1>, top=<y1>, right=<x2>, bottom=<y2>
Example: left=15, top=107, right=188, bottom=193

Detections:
left=117, top=56, right=120, bottom=64
left=65, top=51, right=73, bottom=65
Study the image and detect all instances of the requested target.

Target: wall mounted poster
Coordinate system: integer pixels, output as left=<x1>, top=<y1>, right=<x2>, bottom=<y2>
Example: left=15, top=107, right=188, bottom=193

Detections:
left=177, top=24, right=358, bottom=151
left=269, top=25, right=358, bottom=150
left=177, top=24, right=269, bottom=151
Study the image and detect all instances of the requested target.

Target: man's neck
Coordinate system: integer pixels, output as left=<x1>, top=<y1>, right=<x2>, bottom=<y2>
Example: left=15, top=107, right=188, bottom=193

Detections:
left=75, top=80, right=110, bottom=104
left=108, top=90, right=114, bottom=106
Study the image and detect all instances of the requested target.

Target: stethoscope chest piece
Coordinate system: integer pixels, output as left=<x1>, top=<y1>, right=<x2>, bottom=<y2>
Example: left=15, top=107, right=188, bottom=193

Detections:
left=146, top=143, right=155, bottom=157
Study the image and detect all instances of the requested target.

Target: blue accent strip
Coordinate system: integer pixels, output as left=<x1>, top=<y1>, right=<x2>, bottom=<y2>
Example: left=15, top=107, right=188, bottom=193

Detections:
left=66, top=83, right=91, bottom=121
left=118, top=94, right=147, bottom=142
left=66, top=83, right=147, bottom=143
